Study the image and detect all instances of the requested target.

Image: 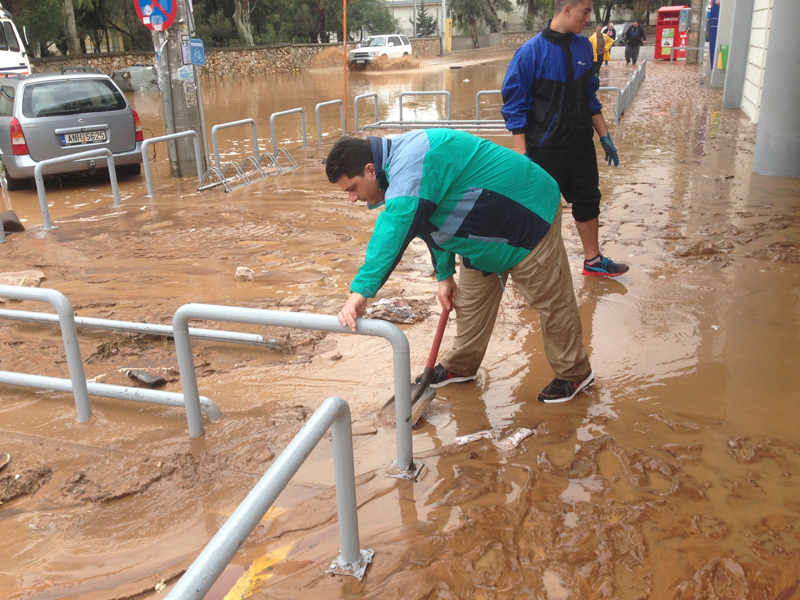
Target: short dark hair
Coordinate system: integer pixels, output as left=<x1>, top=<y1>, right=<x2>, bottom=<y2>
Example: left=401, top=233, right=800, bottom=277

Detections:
left=554, top=0, right=588, bottom=15
left=326, top=137, right=374, bottom=183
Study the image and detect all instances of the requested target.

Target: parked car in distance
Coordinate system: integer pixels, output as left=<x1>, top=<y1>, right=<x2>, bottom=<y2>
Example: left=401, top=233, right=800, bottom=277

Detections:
left=0, top=71, right=144, bottom=191
left=0, top=6, right=30, bottom=76
left=348, top=34, right=412, bottom=66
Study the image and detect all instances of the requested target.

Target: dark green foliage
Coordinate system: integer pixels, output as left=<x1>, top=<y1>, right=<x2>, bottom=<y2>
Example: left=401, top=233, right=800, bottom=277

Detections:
left=412, top=0, right=438, bottom=37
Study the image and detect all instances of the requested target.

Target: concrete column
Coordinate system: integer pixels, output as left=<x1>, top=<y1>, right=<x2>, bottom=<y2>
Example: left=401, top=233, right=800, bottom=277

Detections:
left=753, top=1, right=800, bottom=177
left=710, top=0, right=734, bottom=88
left=722, top=0, right=754, bottom=108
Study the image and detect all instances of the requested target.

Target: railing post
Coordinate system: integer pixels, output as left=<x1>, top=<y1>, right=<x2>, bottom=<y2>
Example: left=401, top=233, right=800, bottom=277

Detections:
left=475, top=90, right=502, bottom=121
left=33, top=149, right=120, bottom=229
left=269, top=108, right=308, bottom=154
left=398, top=91, right=452, bottom=122
left=353, top=93, right=378, bottom=132
left=314, top=100, right=345, bottom=144
left=211, top=119, right=260, bottom=171
left=0, top=285, right=91, bottom=422
left=142, top=131, right=204, bottom=197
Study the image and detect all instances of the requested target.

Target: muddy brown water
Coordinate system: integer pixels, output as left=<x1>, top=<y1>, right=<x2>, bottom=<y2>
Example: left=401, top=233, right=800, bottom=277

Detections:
left=1, top=55, right=800, bottom=599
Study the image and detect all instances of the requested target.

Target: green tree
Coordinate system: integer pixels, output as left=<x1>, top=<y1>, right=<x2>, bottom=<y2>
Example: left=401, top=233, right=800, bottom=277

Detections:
left=592, top=1, right=614, bottom=26
left=412, top=0, right=438, bottom=37
left=449, top=0, right=510, bottom=47
left=515, top=0, right=552, bottom=30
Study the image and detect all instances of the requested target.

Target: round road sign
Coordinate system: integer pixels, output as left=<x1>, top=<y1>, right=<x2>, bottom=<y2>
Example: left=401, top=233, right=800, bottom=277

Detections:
left=134, top=0, right=177, bottom=32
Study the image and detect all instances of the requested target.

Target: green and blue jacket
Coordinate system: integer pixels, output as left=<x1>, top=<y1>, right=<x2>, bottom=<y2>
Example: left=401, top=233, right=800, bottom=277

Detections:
left=350, top=129, right=562, bottom=298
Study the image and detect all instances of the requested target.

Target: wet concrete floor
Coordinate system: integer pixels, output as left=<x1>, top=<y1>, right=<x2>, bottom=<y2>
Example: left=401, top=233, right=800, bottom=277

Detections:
left=1, top=53, right=799, bottom=599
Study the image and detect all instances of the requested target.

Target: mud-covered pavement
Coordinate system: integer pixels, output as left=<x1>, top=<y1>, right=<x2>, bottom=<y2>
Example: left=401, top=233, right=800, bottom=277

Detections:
left=1, top=55, right=800, bottom=599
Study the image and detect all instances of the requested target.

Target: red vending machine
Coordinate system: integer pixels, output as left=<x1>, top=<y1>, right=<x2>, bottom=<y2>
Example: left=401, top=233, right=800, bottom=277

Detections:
left=656, top=5, right=690, bottom=60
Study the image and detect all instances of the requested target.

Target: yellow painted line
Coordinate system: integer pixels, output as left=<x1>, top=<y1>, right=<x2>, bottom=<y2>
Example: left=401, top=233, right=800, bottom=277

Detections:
left=223, top=543, right=293, bottom=600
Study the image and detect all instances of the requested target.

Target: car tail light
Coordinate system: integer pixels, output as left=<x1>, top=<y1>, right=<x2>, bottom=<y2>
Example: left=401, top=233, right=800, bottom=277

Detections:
left=133, top=109, right=143, bottom=142
left=10, top=117, right=28, bottom=155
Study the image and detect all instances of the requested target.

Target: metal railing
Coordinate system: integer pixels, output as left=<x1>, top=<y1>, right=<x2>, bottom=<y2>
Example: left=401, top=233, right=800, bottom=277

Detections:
left=270, top=108, right=308, bottom=155
left=165, top=395, right=373, bottom=600
left=142, top=131, right=204, bottom=197
left=475, top=90, right=502, bottom=121
left=0, top=285, right=222, bottom=430
left=34, top=149, right=120, bottom=230
left=315, top=100, right=345, bottom=144
left=597, top=60, right=647, bottom=124
left=670, top=45, right=704, bottom=64
left=211, top=119, right=260, bottom=173
left=172, top=304, right=420, bottom=479
left=398, top=91, right=452, bottom=121
left=0, top=309, right=289, bottom=351
left=353, top=93, right=378, bottom=132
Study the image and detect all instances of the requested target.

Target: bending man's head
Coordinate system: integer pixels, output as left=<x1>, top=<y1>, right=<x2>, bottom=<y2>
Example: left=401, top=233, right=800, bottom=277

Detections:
left=326, top=136, right=384, bottom=206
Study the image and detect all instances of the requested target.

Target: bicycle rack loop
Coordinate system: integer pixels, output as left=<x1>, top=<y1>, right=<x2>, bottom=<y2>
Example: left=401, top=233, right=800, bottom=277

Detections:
left=270, top=107, right=308, bottom=155
left=315, top=100, right=346, bottom=144
left=141, top=130, right=204, bottom=197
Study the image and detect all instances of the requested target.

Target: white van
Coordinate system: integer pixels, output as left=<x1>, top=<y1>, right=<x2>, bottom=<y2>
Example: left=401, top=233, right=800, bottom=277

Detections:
left=0, top=6, right=30, bottom=76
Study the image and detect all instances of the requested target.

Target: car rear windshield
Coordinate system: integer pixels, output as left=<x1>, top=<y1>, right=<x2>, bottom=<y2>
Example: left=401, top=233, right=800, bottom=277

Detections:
left=21, top=79, right=127, bottom=118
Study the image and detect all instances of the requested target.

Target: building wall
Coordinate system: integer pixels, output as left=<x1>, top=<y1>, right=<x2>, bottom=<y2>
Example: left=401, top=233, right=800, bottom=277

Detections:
left=741, top=0, right=772, bottom=122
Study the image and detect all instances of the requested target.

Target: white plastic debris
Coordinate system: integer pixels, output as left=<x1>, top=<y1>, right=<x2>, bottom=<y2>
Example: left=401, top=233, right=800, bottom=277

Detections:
left=154, top=579, right=167, bottom=593
left=235, top=266, right=255, bottom=281
left=455, top=430, right=494, bottom=446
left=497, top=428, right=535, bottom=450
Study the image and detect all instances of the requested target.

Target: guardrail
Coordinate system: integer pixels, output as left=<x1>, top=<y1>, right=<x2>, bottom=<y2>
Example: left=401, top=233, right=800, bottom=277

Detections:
left=475, top=90, right=502, bottom=121
left=142, top=131, right=204, bottom=197
left=0, top=285, right=222, bottom=430
left=34, top=148, right=120, bottom=230
left=172, top=304, right=420, bottom=479
left=211, top=119, right=260, bottom=173
left=270, top=108, right=308, bottom=155
left=315, top=100, right=346, bottom=144
left=165, top=395, right=373, bottom=599
left=353, top=93, right=378, bottom=132
left=597, top=60, right=647, bottom=124
left=398, top=91, right=452, bottom=122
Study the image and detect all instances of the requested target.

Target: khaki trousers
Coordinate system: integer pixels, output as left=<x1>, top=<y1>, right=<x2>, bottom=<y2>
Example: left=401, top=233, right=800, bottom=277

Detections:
left=440, top=206, right=592, bottom=383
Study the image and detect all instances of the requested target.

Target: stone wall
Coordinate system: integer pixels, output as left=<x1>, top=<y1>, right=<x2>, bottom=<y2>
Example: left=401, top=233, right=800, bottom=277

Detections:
left=502, top=31, right=535, bottom=48
left=31, top=37, right=443, bottom=79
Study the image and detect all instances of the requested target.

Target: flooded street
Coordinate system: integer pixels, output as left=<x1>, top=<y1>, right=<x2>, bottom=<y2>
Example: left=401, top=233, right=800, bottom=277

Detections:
left=2, top=53, right=800, bottom=599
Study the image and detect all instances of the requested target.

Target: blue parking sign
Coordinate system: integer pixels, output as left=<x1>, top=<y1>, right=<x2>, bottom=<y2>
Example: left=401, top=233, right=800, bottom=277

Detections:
left=189, top=39, right=205, bottom=66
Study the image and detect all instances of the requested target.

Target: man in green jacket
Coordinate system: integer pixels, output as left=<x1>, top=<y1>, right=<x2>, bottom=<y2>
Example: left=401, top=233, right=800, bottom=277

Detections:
left=326, top=129, right=593, bottom=403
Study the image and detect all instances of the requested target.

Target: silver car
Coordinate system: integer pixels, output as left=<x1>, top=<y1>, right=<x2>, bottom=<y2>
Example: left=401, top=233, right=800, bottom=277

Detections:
left=0, top=71, right=143, bottom=191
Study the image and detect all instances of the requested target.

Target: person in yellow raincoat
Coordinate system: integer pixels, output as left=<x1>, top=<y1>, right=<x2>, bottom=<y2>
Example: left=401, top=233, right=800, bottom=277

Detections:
left=590, top=24, right=613, bottom=76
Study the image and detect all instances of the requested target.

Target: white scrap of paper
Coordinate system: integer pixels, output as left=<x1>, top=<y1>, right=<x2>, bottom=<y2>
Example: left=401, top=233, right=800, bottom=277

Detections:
left=497, top=428, right=535, bottom=450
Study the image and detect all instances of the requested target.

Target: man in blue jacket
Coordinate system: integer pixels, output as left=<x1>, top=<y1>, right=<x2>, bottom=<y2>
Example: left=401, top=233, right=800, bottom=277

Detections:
left=501, top=0, right=628, bottom=278
left=327, top=130, right=594, bottom=404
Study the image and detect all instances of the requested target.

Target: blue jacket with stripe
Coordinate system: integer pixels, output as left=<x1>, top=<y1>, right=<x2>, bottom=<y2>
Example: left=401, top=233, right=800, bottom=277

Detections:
left=501, top=25, right=603, bottom=152
left=349, top=130, right=562, bottom=299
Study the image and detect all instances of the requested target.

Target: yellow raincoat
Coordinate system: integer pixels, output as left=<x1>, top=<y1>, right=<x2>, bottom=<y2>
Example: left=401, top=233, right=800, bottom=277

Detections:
left=590, top=31, right=613, bottom=63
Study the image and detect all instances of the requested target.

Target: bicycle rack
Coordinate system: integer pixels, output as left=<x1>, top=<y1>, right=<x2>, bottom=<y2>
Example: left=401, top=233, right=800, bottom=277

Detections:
left=172, top=303, right=421, bottom=478
left=598, top=60, right=647, bottom=124
left=315, top=100, right=346, bottom=144
left=475, top=90, right=502, bottom=121
left=353, top=93, right=379, bottom=132
left=0, top=285, right=222, bottom=429
left=270, top=107, right=309, bottom=155
left=34, top=148, right=121, bottom=230
left=165, top=395, right=373, bottom=600
left=142, top=131, right=205, bottom=197
left=398, top=90, right=452, bottom=122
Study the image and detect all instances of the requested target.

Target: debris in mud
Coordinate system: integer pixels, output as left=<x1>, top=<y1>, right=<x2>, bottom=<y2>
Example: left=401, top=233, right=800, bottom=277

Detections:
left=63, top=458, right=176, bottom=503
left=0, top=453, right=9, bottom=472
left=154, top=579, right=167, bottom=592
left=498, top=428, right=535, bottom=450
left=139, top=220, right=173, bottom=233
left=1, top=465, right=52, bottom=503
left=2, top=210, right=25, bottom=233
left=352, top=419, right=378, bottom=436
left=0, top=270, right=46, bottom=294
left=235, top=266, right=255, bottom=281
left=363, top=298, right=431, bottom=324
left=677, top=239, right=734, bottom=259
left=127, top=369, right=167, bottom=388
left=455, top=430, right=494, bottom=446
left=671, top=556, right=749, bottom=599
left=87, top=333, right=163, bottom=362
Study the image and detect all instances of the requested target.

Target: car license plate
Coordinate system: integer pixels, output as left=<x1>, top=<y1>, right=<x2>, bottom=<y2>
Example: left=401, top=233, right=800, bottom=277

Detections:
left=61, top=131, right=107, bottom=146
left=357, top=60, right=365, bottom=64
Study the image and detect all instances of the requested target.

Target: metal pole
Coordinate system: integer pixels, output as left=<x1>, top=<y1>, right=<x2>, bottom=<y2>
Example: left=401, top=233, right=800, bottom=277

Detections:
left=331, top=399, right=361, bottom=565
left=353, top=93, right=378, bottom=132
left=440, top=0, right=446, bottom=55
left=0, top=308, right=287, bottom=350
left=165, top=396, right=371, bottom=600
left=0, top=285, right=90, bottom=422
left=152, top=30, right=180, bottom=176
left=184, top=0, right=210, bottom=172
left=172, top=304, right=414, bottom=473
left=142, top=131, right=204, bottom=197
